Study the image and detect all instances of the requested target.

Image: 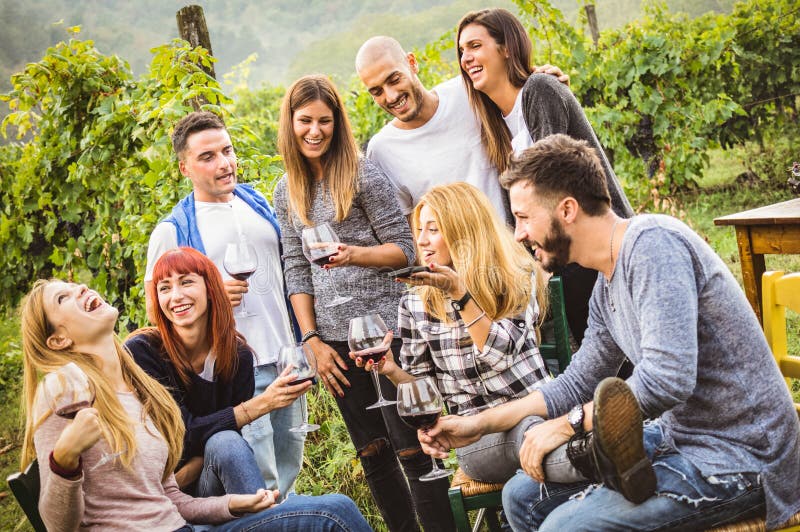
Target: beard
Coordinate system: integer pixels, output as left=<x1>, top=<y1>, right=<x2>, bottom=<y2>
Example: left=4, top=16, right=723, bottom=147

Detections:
left=390, top=83, right=426, bottom=123
left=537, top=217, right=572, bottom=273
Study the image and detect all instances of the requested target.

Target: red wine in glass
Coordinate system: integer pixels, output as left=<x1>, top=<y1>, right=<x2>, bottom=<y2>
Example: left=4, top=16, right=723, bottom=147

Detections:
left=229, top=269, right=256, bottom=281
left=349, top=314, right=395, bottom=410
left=399, top=411, right=441, bottom=431
left=42, top=362, right=124, bottom=471
left=396, top=377, right=453, bottom=481
left=301, top=224, right=352, bottom=307
left=224, top=242, right=258, bottom=317
left=277, top=344, right=320, bottom=433
left=55, top=400, right=95, bottom=419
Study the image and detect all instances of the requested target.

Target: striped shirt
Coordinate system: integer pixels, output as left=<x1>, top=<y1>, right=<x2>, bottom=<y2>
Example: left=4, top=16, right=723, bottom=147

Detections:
left=398, top=284, right=550, bottom=416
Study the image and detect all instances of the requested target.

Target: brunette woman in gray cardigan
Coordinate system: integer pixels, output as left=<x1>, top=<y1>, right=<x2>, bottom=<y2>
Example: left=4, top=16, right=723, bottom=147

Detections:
left=274, top=74, right=455, bottom=531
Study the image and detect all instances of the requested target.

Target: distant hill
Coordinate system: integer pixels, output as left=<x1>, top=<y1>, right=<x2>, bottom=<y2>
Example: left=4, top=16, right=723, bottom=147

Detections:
left=0, top=0, right=736, bottom=94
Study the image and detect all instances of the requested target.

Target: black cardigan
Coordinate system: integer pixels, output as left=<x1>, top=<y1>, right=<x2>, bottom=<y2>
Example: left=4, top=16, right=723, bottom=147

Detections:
left=125, top=333, right=254, bottom=463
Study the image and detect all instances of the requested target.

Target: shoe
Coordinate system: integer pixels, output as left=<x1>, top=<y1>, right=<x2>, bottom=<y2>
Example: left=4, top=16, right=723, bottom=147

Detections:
left=591, top=377, right=656, bottom=504
left=566, top=430, right=601, bottom=483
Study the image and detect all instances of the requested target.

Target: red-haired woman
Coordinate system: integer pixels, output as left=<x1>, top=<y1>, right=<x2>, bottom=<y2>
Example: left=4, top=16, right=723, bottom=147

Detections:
left=125, top=247, right=311, bottom=497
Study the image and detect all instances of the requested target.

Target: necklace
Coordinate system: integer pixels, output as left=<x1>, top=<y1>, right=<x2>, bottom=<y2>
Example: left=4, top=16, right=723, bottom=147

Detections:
left=606, top=218, right=622, bottom=312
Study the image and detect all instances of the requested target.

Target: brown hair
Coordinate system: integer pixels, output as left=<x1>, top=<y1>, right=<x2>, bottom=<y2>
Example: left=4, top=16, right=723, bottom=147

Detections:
left=130, top=247, right=243, bottom=386
left=171, top=111, right=226, bottom=158
left=457, top=8, right=533, bottom=174
left=277, top=75, right=359, bottom=226
left=501, top=134, right=611, bottom=216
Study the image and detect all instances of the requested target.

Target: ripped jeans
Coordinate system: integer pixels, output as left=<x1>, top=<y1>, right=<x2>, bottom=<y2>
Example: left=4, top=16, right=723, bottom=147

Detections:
left=328, top=339, right=455, bottom=532
left=502, top=420, right=765, bottom=531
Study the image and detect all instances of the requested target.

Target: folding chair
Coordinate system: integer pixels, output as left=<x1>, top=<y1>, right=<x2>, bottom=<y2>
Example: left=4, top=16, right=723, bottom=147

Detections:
left=7, top=458, right=47, bottom=532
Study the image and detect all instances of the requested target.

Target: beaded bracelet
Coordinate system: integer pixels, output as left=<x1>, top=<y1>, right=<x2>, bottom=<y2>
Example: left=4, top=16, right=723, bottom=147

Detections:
left=301, top=330, right=320, bottom=343
left=465, top=311, right=487, bottom=328
left=49, top=450, right=82, bottom=479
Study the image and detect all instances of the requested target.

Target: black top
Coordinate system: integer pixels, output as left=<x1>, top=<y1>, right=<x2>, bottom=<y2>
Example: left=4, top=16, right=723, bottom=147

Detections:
left=124, top=333, right=254, bottom=463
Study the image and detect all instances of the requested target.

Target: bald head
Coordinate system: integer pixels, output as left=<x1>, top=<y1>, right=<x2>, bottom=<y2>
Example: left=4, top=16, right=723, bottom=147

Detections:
left=356, top=36, right=408, bottom=73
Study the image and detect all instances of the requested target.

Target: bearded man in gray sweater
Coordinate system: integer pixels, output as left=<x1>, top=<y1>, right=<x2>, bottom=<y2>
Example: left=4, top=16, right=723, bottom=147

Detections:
left=419, top=134, right=800, bottom=531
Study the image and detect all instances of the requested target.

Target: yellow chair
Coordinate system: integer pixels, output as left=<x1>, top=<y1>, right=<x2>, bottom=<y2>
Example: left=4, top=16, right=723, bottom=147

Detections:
left=762, top=270, right=800, bottom=414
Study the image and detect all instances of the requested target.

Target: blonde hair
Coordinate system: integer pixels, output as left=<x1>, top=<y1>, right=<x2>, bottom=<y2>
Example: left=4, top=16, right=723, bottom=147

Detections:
left=412, top=183, right=547, bottom=324
left=20, top=280, right=185, bottom=482
left=278, top=74, right=360, bottom=226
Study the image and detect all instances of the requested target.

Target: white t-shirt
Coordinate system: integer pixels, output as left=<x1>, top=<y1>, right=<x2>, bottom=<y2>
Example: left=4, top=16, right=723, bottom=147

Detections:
left=145, top=196, right=295, bottom=366
left=503, top=89, right=535, bottom=155
left=366, top=76, right=509, bottom=222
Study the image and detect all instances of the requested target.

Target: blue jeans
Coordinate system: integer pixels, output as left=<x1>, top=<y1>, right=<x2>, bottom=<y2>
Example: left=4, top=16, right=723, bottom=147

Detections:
left=197, top=431, right=265, bottom=497
left=183, top=493, right=372, bottom=532
left=328, top=339, right=455, bottom=532
left=241, top=363, right=306, bottom=500
left=502, top=421, right=765, bottom=531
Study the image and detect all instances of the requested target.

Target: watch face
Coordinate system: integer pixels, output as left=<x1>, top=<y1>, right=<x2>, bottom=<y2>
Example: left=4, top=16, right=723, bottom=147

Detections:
left=568, top=405, right=583, bottom=426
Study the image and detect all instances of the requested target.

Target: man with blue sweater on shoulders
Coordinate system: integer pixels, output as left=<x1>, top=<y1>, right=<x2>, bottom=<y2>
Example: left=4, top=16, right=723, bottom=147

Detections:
left=419, top=134, right=800, bottom=530
left=144, top=111, right=303, bottom=500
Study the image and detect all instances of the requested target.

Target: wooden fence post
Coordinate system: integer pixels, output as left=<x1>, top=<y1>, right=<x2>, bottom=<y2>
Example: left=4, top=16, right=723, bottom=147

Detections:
left=177, top=5, right=215, bottom=110
left=584, top=4, right=600, bottom=47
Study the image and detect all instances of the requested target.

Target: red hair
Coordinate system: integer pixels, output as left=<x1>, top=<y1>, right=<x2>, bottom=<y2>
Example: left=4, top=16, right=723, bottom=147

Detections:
left=136, top=247, right=241, bottom=385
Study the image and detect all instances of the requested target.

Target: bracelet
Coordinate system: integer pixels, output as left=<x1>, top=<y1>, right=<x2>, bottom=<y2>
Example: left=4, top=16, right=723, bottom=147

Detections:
left=49, top=450, right=82, bottom=478
left=464, top=311, right=487, bottom=328
left=240, top=401, right=254, bottom=424
left=301, top=330, right=320, bottom=343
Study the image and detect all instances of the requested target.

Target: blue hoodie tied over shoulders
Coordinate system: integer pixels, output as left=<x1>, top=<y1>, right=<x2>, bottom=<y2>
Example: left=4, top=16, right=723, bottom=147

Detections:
left=163, top=183, right=301, bottom=342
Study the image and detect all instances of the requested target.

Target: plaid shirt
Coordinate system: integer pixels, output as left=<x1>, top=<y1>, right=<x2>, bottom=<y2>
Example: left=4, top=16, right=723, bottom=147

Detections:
left=398, top=288, right=551, bottom=416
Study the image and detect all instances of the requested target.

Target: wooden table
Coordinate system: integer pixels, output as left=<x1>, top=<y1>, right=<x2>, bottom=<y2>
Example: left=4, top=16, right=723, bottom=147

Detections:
left=714, top=198, right=800, bottom=323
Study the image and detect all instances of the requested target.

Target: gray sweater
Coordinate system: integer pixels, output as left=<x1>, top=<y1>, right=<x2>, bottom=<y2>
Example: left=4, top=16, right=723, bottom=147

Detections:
left=273, top=157, right=415, bottom=341
left=522, top=73, right=634, bottom=218
left=540, top=215, right=800, bottom=528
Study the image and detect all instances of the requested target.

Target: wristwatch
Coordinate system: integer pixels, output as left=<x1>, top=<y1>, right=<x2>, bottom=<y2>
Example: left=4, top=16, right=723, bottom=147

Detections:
left=567, top=404, right=585, bottom=435
left=451, top=291, right=472, bottom=312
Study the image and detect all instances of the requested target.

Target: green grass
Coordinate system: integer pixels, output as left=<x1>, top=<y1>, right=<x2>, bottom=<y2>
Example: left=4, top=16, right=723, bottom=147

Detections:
left=1, top=150, right=798, bottom=531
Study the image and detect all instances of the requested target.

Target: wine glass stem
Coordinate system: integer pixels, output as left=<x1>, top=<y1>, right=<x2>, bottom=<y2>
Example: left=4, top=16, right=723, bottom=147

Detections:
left=430, top=455, right=441, bottom=472
left=326, top=269, right=344, bottom=299
left=238, top=292, right=247, bottom=316
left=371, top=366, right=386, bottom=402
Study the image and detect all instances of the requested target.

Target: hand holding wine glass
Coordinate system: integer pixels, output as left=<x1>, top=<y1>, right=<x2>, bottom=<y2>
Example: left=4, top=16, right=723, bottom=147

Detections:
left=396, top=377, right=453, bottom=481
left=276, top=344, right=319, bottom=433
left=42, top=362, right=123, bottom=471
left=224, top=241, right=258, bottom=318
left=348, top=314, right=395, bottom=410
left=302, top=223, right=353, bottom=308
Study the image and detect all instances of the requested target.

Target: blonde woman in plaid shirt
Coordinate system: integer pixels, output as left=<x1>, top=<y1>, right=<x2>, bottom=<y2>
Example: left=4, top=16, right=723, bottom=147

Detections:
left=354, top=183, right=584, bottom=484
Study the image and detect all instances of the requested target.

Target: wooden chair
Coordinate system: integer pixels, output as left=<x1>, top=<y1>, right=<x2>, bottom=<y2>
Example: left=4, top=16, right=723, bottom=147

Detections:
left=703, top=270, right=800, bottom=531
left=761, top=270, right=800, bottom=414
left=7, top=459, right=47, bottom=532
left=448, top=275, right=573, bottom=532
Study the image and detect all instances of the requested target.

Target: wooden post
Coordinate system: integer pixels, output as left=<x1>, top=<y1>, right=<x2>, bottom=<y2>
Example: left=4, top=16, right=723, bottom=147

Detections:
left=176, top=5, right=216, bottom=79
left=584, top=4, right=600, bottom=47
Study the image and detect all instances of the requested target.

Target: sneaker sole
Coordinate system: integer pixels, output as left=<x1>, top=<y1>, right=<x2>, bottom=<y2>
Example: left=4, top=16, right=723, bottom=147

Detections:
left=593, top=377, right=656, bottom=504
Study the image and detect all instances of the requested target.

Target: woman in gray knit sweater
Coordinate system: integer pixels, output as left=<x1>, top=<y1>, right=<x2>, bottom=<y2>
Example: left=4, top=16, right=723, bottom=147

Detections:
left=274, top=74, right=454, bottom=531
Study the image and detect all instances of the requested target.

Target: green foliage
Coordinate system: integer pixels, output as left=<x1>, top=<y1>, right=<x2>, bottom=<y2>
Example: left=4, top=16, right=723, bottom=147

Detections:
left=0, top=30, right=281, bottom=329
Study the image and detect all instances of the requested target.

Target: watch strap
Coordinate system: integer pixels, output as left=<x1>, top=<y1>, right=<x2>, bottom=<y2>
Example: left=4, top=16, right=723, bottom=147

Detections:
left=451, top=291, right=472, bottom=312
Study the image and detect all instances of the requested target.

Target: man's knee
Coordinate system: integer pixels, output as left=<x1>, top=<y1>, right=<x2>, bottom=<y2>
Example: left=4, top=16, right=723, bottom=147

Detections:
left=358, top=438, right=387, bottom=458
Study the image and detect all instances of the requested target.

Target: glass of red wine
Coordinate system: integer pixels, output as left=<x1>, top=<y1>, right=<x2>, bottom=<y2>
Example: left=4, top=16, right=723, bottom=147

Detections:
left=41, top=362, right=123, bottom=471
left=277, top=343, right=319, bottom=433
left=396, top=376, right=453, bottom=481
left=348, top=314, right=395, bottom=410
left=224, top=241, right=258, bottom=318
left=301, top=223, right=353, bottom=308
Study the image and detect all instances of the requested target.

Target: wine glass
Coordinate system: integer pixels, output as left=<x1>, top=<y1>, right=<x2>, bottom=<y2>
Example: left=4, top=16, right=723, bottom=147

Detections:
left=348, top=314, right=395, bottom=410
left=396, top=377, right=453, bottom=481
left=301, top=223, right=353, bottom=308
left=224, top=241, right=258, bottom=318
left=41, top=362, right=123, bottom=471
left=277, top=343, right=319, bottom=433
